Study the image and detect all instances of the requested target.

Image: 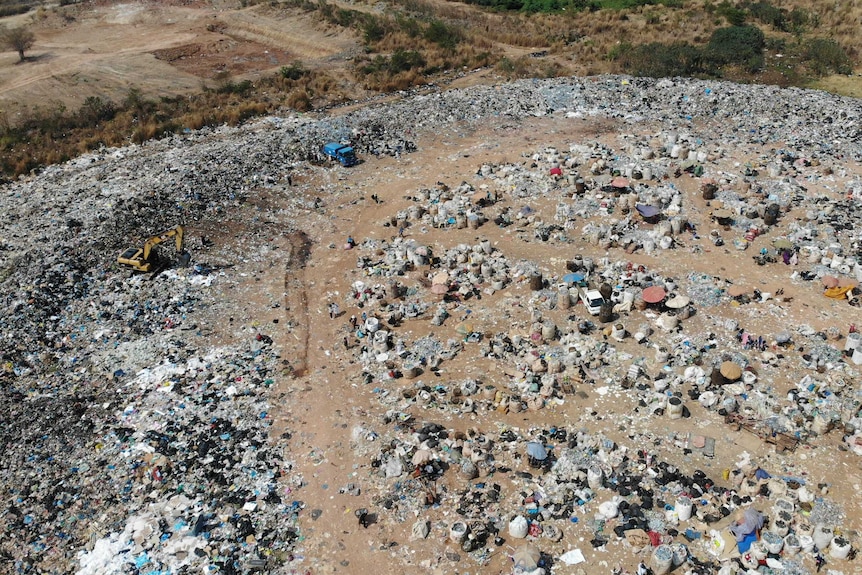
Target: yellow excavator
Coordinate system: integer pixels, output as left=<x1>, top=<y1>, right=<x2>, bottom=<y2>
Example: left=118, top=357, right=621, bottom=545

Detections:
left=117, top=225, right=189, bottom=272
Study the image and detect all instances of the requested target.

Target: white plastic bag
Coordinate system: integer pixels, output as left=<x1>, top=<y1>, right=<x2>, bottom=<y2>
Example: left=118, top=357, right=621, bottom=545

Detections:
left=508, top=515, right=528, bottom=539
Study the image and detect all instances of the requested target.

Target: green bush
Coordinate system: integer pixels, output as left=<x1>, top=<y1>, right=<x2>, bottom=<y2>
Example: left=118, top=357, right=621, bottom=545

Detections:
left=123, top=88, right=152, bottom=113
left=77, top=96, right=116, bottom=126
left=362, top=15, right=386, bottom=44
left=0, top=3, right=33, bottom=17
left=618, top=42, right=703, bottom=77
left=318, top=2, right=358, bottom=27
left=389, top=49, right=425, bottom=73
left=788, top=7, right=810, bottom=31
left=396, top=15, right=422, bottom=38
left=805, top=38, right=852, bottom=75
left=747, top=1, right=786, bottom=31
left=461, top=0, right=524, bottom=9
left=424, top=20, right=462, bottom=49
left=216, top=79, right=254, bottom=95
left=280, top=62, right=308, bottom=80
left=497, top=56, right=515, bottom=74
left=607, top=41, right=632, bottom=61
left=704, top=25, right=764, bottom=69
left=359, top=50, right=425, bottom=76
left=457, top=0, right=660, bottom=12
left=521, top=0, right=563, bottom=11
left=716, top=1, right=746, bottom=26
left=764, top=36, right=785, bottom=51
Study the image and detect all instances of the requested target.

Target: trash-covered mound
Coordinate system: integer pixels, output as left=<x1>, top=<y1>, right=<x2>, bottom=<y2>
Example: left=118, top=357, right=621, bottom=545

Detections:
left=1, top=75, right=862, bottom=575
left=0, top=271, right=300, bottom=574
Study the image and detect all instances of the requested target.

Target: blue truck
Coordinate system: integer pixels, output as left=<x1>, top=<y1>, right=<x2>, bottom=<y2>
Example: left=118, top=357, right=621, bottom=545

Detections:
left=322, top=142, right=357, bottom=167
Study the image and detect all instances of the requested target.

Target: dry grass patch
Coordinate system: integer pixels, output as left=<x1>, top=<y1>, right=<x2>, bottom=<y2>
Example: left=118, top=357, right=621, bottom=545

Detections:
left=810, top=74, right=862, bottom=98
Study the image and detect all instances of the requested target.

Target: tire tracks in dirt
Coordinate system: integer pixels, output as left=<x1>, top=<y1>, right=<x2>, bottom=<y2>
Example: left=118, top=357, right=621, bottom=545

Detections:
left=281, top=230, right=312, bottom=378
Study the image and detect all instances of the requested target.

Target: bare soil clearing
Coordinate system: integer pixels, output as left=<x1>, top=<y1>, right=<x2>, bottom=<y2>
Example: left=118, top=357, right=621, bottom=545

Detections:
left=0, top=1, right=362, bottom=118
left=196, top=112, right=862, bottom=575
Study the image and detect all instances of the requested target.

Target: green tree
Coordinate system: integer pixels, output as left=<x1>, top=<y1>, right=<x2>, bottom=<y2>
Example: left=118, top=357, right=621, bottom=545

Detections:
left=2, top=25, right=35, bottom=61
left=704, top=25, right=765, bottom=69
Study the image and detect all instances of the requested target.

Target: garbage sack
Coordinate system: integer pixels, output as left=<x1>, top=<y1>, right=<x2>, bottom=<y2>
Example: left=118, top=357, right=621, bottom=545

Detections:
left=384, top=457, right=404, bottom=478
left=597, top=499, right=619, bottom=519
left=624, top=529, right=651, bottom=548
left=411, top=520, right=430, bottom=540
left=729, top=508, right=764, bottom=542
left=708, top=530, right=727, bottom=557
left=509, top=515, right=529, bottom=539
left=558, top=548, right=586, bottom=565
left=526, top=441, right=548, bottom=461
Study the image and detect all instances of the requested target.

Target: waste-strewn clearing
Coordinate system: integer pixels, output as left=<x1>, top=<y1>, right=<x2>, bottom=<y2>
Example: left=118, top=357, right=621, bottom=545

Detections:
left=2, top=76, right=862, bottom=575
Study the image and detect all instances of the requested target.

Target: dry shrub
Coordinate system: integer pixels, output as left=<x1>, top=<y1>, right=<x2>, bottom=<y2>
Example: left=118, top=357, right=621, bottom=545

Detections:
left=183, top=112, right=214, bottom=131
left=13, top=156, right=36, bottom=176
left=402, top=0, right=473, bottom=22
left=371, top=29, right=415, bottom=52
left=132, top=122, right=157, bottom=143
left=42, top=148, right=70, bottom=167
left=496, top=56, right=533, bottom=79
left=286, top=90, right=312, bottom=111
left=79, top=136, right=105, bottom=152
left=378, top=71, right=421, bottom=92
left=231, top=102, right=268, bottom=124
left=307, top=73, right=337, bottom=95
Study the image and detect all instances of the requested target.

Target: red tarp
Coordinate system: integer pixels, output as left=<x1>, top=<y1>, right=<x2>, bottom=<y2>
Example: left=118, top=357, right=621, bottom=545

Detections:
left=642, top=285, right=667, bottom=304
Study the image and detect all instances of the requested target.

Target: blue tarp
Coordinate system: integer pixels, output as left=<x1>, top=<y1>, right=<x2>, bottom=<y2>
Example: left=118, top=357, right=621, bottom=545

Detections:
left=526, top=442, right=548, bottom=461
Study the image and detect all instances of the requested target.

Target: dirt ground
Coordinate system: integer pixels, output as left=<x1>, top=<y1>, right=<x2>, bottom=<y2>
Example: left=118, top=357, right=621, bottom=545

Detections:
left=190, top=112, right=862, bottom=575
left=0, top=0, right=362, bottom=119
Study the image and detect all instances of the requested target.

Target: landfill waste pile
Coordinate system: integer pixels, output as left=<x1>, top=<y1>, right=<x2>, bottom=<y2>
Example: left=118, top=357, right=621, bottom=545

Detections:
left=1, top=75, right=861, bottom=575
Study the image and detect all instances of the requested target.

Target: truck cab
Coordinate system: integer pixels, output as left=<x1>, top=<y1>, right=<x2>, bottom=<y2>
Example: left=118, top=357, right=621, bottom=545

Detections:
left=322, top=142, right=357, bottom=167
left=580, top=289, right=606, bottom=316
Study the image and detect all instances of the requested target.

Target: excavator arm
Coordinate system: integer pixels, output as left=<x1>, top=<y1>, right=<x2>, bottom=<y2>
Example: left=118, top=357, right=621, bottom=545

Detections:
left=118, top=225, right=186, bottom=272
left=142, top=226, right=184, bottom=262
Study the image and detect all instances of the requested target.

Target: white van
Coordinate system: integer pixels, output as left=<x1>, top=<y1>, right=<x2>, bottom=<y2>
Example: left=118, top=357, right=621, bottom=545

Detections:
left=580, top=289, right=605, bottom=316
